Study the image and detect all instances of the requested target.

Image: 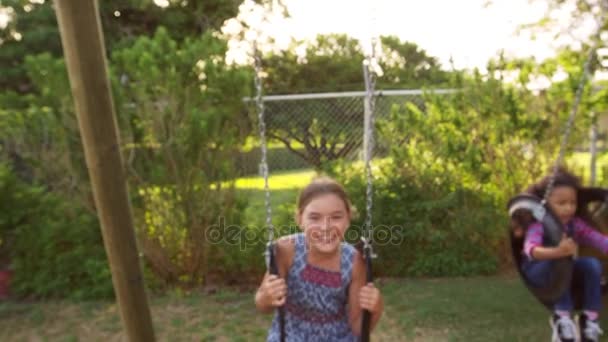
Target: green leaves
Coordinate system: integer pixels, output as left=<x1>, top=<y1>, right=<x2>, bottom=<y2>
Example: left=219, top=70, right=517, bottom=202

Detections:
left=109, top=28, right=251, bottom=285
left=0, top=163, right=112, bottom=299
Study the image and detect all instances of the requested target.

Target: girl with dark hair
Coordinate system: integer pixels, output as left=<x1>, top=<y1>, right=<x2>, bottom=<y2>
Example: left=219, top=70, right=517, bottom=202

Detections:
left=514, top=168, right=608, bottom=342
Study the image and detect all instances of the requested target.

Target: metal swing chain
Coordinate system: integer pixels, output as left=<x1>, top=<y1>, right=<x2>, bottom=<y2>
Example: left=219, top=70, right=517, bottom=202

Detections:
left=543, top=5, right=607, bottom=204
left=253, top=42, right=274, bottom=244
left=253, top=38, right=286, bottom=342
left=361, top=18, right=380, bottom=342
left=363, top=60, right=377, bottom=248
left=362, top=31, right=380, bottom=251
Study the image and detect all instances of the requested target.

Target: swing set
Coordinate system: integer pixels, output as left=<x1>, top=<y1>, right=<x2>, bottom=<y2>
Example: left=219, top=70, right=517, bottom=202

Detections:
left=251, top=36, right=381, bottom=342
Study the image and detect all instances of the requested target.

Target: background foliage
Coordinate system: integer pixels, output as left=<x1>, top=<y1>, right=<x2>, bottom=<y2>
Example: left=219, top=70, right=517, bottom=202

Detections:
left=0, top=0, right=606, bottom=298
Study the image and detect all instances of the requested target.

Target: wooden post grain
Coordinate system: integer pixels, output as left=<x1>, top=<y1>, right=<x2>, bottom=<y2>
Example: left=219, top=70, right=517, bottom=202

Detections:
left=54, top=1, right=155, bottom=340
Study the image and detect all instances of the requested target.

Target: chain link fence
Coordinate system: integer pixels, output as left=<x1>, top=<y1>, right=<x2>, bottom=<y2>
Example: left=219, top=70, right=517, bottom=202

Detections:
left=237, top=89, right=456, bottom=177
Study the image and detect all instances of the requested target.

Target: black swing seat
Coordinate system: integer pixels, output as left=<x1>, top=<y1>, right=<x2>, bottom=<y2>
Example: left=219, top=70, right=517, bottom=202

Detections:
left=508, top=193, right=573, bottom=307
left=507, top=188, right=608, bottom=310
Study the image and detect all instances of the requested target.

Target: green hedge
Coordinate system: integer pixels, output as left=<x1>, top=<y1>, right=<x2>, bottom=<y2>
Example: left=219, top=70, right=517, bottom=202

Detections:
left=328, top=161, right=502, bottom=277
left=0, top=164, right=113, bottom=300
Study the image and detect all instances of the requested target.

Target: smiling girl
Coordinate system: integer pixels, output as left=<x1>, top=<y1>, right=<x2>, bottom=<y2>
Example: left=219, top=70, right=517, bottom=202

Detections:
left=255, top=177, right=383, bottom=341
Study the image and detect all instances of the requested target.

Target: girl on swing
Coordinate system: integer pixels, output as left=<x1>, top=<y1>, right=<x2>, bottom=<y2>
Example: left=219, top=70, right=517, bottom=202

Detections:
left=255, top=177, right=383, bottom=341
left=514, top=167, right=608, bottom=342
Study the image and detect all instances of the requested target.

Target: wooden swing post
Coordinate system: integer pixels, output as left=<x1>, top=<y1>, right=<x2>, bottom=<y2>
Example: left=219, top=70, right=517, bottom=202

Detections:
left=54, top=1, right=155, bottom=340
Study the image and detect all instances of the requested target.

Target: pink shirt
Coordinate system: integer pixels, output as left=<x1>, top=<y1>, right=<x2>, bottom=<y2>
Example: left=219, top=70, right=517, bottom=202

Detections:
left=524, top=217, right=608, bottom=259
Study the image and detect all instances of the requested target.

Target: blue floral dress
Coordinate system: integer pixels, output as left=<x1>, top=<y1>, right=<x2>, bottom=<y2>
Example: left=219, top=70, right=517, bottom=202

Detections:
left=267, top=233, right=358, bottom=341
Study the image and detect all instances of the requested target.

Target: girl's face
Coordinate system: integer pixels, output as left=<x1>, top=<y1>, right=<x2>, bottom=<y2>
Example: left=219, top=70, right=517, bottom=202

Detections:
left=297, top=193, right=350, bottom=255
left=547, top=185, right=577, bottom=225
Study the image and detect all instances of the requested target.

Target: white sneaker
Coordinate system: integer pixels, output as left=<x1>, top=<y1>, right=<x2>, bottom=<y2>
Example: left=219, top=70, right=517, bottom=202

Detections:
left=550, top=315, right=577, bottom=342
left=580, top=314, right=603, bottom=342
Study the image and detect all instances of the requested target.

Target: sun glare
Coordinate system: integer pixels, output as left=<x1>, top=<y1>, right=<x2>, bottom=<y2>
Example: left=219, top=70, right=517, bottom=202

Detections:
left=221, top=0, right=604, bottom=73
left=0, top=7, right=14, bottom=30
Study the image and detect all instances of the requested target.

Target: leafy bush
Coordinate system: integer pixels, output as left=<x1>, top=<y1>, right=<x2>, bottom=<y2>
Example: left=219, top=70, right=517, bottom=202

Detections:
left=110, top=27, right=251, bottom=287
left=329, top=160, right=500, bottom=277
left=0, top=164, right=112, bottom=299
left=204, top=189, right=301, bottom=283
left=327, top=74, right=559, bottom=277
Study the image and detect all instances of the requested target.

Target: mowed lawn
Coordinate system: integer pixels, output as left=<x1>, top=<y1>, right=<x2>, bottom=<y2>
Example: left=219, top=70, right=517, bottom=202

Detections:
left=0, top=276, right=571, bottom=341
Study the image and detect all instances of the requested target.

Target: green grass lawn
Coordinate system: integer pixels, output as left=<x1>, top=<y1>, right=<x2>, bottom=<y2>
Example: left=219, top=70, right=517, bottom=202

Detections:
left=234, top=169, right=317, bottom=190
left=0, top=275, right=585, bottom=341
left=232, top=151, right=608, bottom=194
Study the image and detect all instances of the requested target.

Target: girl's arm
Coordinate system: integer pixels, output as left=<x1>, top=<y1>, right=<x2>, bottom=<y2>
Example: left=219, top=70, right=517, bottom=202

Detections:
left=523, top=223, right=543, bottom=259
left=524, top=222, right=577, bottom=260
left=573, top=218, right=608, bottom=254
left=254, top=236, right=296, bottom=313
left=525, top=223, right=577, bottom=260
left=531, top=239, right=577, bottom=260
left=348, top=251, right=383, bottom=336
